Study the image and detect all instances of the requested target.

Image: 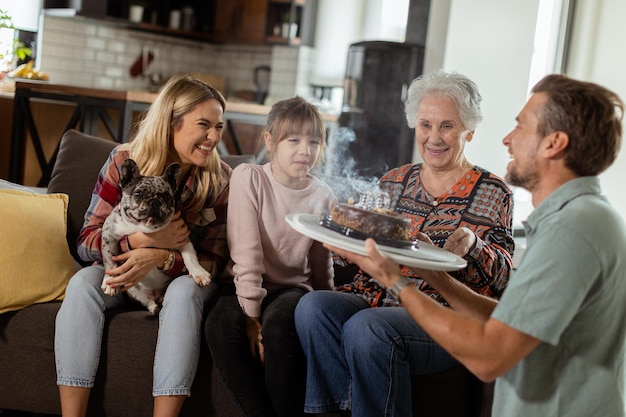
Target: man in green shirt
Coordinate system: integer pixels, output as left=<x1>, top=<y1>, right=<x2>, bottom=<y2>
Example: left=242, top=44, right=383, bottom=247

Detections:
left=329, top=74, right=626, bottom=416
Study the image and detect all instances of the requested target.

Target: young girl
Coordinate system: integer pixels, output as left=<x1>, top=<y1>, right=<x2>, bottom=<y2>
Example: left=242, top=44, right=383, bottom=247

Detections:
left=204, top=96, right=336, bottom=417
left=55, top=74, right=231, bottom=417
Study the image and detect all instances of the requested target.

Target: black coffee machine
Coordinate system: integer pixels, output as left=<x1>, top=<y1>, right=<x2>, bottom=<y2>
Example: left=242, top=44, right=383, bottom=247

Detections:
left=253, top=65, right=271, bottom=105
left=339, top=41, right=425, bottom=177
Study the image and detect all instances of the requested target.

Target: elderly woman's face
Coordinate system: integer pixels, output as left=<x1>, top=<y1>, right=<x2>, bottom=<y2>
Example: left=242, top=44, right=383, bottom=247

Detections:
left=414, top=94, right=470, bottom=172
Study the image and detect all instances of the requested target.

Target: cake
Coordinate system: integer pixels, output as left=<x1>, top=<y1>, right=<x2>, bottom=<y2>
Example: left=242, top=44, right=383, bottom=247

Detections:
left=329, top=203, right=412, bottom=241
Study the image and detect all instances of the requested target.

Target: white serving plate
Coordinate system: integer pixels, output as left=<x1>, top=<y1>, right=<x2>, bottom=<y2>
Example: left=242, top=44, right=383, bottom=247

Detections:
left=286, top=213, right=467, bottom=271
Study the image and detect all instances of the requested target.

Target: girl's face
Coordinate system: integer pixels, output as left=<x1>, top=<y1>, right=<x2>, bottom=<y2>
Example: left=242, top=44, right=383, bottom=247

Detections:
left=414, top=94, right=472, bottom=173
left=171, top=99, right=224, bottom=170
left=265, top=131, right=322, bottom=189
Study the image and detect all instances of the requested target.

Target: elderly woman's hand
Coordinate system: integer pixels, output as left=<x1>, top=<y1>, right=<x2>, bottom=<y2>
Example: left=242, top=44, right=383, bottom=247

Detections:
left=325, top=239, right=403, bottom=289
left=443, top=227, right=477, bottom=257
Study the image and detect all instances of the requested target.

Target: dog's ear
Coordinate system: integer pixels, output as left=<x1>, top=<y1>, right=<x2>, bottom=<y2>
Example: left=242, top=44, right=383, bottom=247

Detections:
left=120, top=159, right=141, bottom=188
left=163, top=163, right=181, bottom=192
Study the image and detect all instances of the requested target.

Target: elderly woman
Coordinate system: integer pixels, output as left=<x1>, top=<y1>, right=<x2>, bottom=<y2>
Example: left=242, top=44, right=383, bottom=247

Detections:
left=294, top=70, right=514, bottom=417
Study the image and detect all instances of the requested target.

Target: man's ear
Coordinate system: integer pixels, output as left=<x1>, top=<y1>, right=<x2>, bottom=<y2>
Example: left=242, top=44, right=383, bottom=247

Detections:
left=542, top=131, right=569, bottom=158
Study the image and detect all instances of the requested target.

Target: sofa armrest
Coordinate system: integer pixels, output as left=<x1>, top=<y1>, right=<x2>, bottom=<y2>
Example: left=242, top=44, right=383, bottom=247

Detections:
left=0, top=179, right=46, bottom=194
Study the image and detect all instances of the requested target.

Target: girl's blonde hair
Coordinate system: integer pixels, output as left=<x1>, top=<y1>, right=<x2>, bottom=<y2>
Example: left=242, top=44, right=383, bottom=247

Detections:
left=265, top=96, right=326, bottom=166
left=128, top=73, right=226, bottom=212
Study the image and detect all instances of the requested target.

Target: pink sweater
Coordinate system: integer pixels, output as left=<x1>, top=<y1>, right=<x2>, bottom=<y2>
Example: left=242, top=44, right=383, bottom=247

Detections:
left=228, top=163, right=336, bottom=317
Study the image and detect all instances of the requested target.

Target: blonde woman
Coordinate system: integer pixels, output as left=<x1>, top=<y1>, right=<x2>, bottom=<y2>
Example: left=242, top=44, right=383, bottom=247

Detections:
left=54, top=74, right=230, bottom=417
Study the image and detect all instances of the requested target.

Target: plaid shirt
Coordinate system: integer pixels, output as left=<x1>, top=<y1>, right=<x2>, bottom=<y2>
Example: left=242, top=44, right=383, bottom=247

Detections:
left=77, top=146, right=230, bottom=277
left=337, top=163, right=514, bottom=307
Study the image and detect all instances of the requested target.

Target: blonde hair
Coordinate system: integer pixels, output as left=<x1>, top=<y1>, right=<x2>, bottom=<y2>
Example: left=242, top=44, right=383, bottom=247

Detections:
left=265, top=96, right=326, bottom=166
left=128, top=74, right=226, bottom=212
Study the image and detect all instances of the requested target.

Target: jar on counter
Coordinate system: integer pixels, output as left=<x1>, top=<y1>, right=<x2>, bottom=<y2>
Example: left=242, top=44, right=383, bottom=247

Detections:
left=169, top=10, right=181, bottom=30
left=181, top=7, right=195, bottom=31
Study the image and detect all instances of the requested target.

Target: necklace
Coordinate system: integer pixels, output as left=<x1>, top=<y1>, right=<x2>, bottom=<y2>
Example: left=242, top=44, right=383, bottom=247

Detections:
left=423, top=162, right=472, bottom=207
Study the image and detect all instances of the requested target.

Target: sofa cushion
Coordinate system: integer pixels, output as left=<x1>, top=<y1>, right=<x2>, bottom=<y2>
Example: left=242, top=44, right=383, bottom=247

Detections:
left=220, top=153, right=255, bottom=169
left=0, top=301, right=63, bottom=414
left=47, top=129, right=117, bottom=265
left=0, top=189, right=74, bottom=314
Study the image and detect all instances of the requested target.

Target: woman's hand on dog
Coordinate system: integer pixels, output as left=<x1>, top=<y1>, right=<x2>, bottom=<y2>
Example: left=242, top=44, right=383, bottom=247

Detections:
left=104, top=248, right=169, bottom=290
left=108, top=211, right=189, bottom=290
left=127, top=211, right=190, bottom=250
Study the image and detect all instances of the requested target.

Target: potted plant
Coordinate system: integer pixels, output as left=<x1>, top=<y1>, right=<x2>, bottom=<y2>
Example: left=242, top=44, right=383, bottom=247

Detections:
left=0, top=8, right=32, bottom=76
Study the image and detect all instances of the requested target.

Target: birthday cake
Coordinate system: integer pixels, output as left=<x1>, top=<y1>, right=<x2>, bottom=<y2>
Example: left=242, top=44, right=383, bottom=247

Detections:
left=329, top=203, right=412, bottom=241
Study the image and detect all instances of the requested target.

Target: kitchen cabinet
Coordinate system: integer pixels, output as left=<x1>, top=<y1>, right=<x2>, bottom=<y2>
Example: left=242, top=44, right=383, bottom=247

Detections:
left=212, top=0, right=268, bottom=45
left=212, top=0, right=316, bottom=46
left=264, top=0, right=317, bottom=46
left=51, top=0, right=316, bottom=46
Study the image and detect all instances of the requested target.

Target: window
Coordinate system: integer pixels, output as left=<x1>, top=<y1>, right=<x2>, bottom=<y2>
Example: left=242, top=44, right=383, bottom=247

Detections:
left=527, top=0, right=575, bottom=92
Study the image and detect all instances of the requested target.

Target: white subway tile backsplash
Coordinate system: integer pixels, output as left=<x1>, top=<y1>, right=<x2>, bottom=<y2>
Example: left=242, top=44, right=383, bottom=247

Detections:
left=96, top=26, right=117, bottom=39
left=95, top=50, right=118, bottom=64
left=107, top=41, right=127, bottom=54
left=73, top=20, right=98, bottom=36
left=62, top=34, right=87, bottom=48
left=73, top=48, right=96, bottom=61
left=83, top=61, right=106, bottom=76
left=92, top=77, right=115, bottom=90
left=85, top=37, right=107, bottom=50
left=38, top=15, right=305, bottom=102
left=103, top=66, right=125, bottom=78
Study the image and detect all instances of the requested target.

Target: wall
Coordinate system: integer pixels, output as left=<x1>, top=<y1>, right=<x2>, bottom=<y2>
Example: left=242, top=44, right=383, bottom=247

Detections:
left=0, top=0, right=41, bottom=31
left=310, top=0, right=365, bottom=87
left=434, top=0, right=539, bottom=225
left=435, top=0, right=626, bottom=223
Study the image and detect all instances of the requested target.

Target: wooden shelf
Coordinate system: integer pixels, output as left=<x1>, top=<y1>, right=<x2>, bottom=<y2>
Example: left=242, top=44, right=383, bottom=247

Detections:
left=133, top=22, right=211, bottom=41
left=264, top=35, right=302, bottom=46
left=265, top=0, right=316, bottom=47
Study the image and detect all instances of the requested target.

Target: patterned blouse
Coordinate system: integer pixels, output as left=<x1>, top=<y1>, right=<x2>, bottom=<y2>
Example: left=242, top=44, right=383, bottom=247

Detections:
left=337, top=163, right=514, bottom=307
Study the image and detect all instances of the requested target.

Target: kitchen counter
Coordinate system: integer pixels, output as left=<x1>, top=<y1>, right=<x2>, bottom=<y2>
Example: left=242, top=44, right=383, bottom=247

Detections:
left=4, top=80, right=337, bottom=122
left=4, top=80, right=337, bottom=186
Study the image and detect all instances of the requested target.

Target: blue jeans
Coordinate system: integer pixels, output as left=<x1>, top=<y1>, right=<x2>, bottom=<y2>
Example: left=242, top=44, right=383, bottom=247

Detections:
left=295, top=290, right=459, bottom=417
left=55, top=265, right=216, bottom=396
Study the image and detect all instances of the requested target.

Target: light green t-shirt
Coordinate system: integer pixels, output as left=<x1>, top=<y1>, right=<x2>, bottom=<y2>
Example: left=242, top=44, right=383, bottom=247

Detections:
left=492, top=177, right=626, bottom=417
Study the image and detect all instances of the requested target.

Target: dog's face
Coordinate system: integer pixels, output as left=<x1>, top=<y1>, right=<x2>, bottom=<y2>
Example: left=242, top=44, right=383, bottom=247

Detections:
left=118, top=159, right=181, bottom=231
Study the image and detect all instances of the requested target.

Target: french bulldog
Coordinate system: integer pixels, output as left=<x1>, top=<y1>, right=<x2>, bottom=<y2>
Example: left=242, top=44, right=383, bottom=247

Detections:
left=100, top=158, right=212, bottom=314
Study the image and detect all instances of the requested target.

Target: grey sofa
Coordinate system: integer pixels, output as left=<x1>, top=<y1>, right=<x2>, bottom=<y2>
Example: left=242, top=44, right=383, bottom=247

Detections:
left=0, top=129, right=243, bottom=417
left=0, top=129, right=493, bottom=417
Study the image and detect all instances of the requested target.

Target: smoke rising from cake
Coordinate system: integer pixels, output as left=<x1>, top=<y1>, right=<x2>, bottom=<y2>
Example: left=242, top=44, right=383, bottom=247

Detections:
left=316, top=127, right=391, bottom=210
